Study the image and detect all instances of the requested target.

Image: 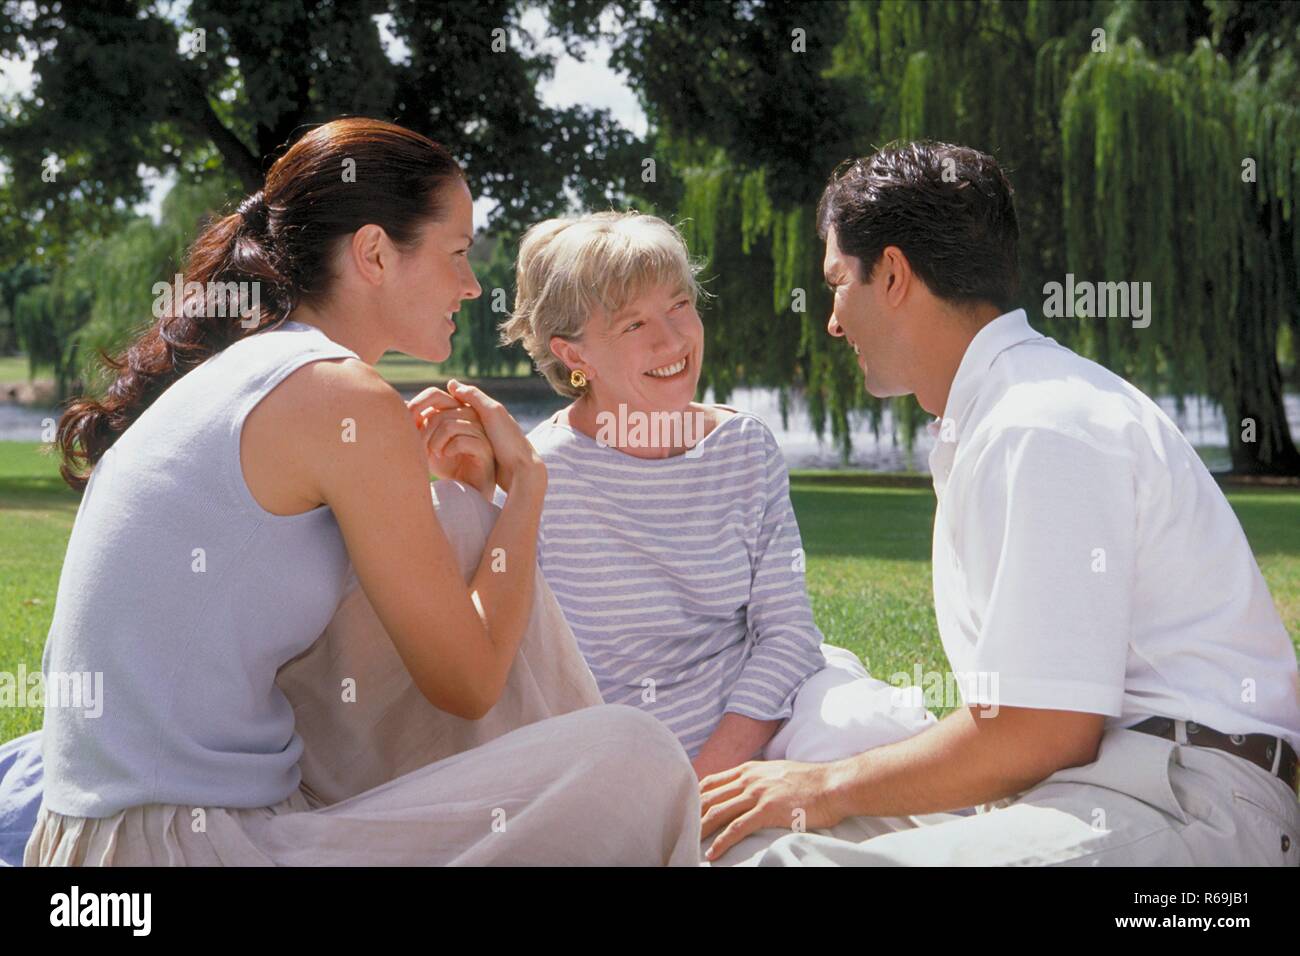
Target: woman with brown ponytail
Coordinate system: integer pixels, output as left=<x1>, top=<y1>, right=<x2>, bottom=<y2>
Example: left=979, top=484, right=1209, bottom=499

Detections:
left=21, top=118, right=701, bottom=866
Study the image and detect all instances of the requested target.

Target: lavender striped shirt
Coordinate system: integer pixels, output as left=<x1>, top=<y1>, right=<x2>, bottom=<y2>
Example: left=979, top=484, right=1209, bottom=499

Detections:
left=527, top=407, right=827, bottom=757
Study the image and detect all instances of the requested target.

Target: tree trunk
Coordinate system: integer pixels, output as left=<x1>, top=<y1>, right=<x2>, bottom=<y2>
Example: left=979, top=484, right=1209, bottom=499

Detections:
left=176, top=64, right=264, bottom=191
left=1227, top=351, right=1300, bottom=476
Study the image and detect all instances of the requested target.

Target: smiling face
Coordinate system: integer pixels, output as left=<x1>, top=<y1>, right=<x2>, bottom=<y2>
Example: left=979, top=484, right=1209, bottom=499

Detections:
left=383, top=177, right=482, bottom=363
left=553, top=281, right=704, bottom=416
left=823, top=225, right=912, bottom=399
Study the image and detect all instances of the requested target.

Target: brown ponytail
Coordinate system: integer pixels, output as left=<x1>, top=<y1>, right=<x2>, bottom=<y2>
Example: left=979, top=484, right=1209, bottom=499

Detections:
left=57, top=117, right=466, bottom=490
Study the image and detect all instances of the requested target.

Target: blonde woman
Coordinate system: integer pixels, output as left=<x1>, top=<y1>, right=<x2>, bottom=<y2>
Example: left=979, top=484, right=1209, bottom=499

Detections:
left=496, top=212, right=937, bottom=827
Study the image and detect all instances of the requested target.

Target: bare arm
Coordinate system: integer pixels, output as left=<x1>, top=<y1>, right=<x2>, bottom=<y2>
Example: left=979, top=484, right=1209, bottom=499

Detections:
left=305, top=363, right=545, bottom=719
left=699, top=704, right=1104, bottom=860
left=821, top=704, right=1105, bottom=818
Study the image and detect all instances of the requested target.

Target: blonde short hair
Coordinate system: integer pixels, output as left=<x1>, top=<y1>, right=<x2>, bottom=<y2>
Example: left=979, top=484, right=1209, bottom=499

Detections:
left=500, top=211, right=711, bottom=398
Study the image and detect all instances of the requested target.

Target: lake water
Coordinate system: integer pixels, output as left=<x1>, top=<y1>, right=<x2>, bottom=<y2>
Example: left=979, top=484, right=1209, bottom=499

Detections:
left=8, top=387, right=1294, bottom=473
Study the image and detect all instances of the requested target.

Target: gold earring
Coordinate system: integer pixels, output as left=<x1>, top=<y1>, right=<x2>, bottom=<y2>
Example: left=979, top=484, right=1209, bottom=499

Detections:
left=569, top=368, right=587, bottom=389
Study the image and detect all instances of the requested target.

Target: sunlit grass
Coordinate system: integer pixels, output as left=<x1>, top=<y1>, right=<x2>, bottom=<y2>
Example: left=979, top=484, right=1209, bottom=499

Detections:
left=1, top=440, right=1296, bottom=742
left=0, top=355, right=50, bottom=382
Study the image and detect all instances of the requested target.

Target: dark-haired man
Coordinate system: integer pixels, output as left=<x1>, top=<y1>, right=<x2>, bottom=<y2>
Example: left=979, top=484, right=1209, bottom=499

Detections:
left=701, top=141, right=1300, bottom=867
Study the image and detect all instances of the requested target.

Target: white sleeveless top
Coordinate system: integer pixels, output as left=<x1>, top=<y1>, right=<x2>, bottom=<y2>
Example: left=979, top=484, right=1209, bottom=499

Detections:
left=39, top=320, right=360, bottom=817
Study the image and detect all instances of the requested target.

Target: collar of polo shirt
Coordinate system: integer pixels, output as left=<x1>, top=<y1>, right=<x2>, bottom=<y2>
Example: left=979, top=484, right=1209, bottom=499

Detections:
left=934, top=307, right=1042, bottom=437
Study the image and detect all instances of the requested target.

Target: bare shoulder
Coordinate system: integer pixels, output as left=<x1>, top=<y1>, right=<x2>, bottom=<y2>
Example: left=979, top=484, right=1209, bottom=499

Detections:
left=265, top=358, right=412, bottom=437
left=241, top=356, right=410, bottom=514
left=268, top=355, right=394, bottom=412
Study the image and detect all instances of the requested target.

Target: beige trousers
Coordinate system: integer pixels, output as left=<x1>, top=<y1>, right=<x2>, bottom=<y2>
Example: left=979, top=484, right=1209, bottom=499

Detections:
left=711, top=721, right=1300, bottom=866
left=25, top=480, right=703, bottom=866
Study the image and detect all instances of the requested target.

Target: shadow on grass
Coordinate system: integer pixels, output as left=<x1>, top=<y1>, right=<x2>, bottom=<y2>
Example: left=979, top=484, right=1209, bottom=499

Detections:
left=0, top=475, right=80, bottom=512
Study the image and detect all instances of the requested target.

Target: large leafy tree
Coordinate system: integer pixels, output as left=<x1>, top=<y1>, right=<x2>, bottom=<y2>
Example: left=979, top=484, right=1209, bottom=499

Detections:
left=0, top=259, right=45, bottom=353
left=4, top=0, right=1297, bottom=473
left=589, top=0, right=1300, bottom=474
left=0, top=0, right=651, bottom=378
left=0, top=0, right=648, bottom=269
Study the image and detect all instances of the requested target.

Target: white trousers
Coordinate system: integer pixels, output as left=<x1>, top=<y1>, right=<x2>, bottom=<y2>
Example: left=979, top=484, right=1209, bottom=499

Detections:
left=762, top=643, right=938, bottom=763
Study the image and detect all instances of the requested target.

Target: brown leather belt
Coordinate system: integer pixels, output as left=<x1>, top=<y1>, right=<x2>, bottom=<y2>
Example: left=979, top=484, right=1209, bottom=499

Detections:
left=1128, top=716, right=1300, bottom=797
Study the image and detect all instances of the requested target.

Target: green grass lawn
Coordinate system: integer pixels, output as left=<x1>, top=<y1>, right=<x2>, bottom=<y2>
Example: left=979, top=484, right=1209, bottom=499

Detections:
left=0, top=355, right=50, bottom=382
left=2, top=439, right=1298, bottom=743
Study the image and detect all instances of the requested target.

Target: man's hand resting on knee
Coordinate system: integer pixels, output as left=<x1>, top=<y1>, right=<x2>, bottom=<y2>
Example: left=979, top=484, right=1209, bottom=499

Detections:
left=699, top=704, right=1104, bottom=861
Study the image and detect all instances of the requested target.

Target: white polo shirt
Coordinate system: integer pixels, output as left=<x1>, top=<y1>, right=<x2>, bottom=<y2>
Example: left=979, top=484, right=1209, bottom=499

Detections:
left=929, top=308, right=1300, bottom=755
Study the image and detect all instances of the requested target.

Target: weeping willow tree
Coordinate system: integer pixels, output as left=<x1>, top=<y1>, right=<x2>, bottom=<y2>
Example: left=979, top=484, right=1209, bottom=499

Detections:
left=12, top=270, right=91, bottom=402
left=647, top=0, right=1300, bottom=473
left=15, top=173, right=245, bottom=402
left=22, top=172, right=529, bottom=400
left=671, top=153, right=898, bottom=458
left=1060, top=34, right=1300, bottom=473
left=74, top=177, right=241, bottom=391
left=9, top=174, right=236, bottom=402
left=448, top=233, right=530, bottom=377
left=661, top=0, right=1083, bottom=462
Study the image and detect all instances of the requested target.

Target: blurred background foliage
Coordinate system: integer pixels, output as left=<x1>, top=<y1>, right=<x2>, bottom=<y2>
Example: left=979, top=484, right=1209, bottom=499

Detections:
left=1, top=0, right=1297, bottom=472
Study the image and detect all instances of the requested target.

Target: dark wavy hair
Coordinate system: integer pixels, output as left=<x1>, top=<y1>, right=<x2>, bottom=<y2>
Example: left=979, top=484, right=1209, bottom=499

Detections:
left=56, top=117, right=465, bottom=491
left=816, top=141, right=1020, bottom=311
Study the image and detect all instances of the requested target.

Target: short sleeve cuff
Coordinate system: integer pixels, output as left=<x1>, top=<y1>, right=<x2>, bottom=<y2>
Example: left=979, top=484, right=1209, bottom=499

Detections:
left=960, top=674, right=1124, bottom=717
